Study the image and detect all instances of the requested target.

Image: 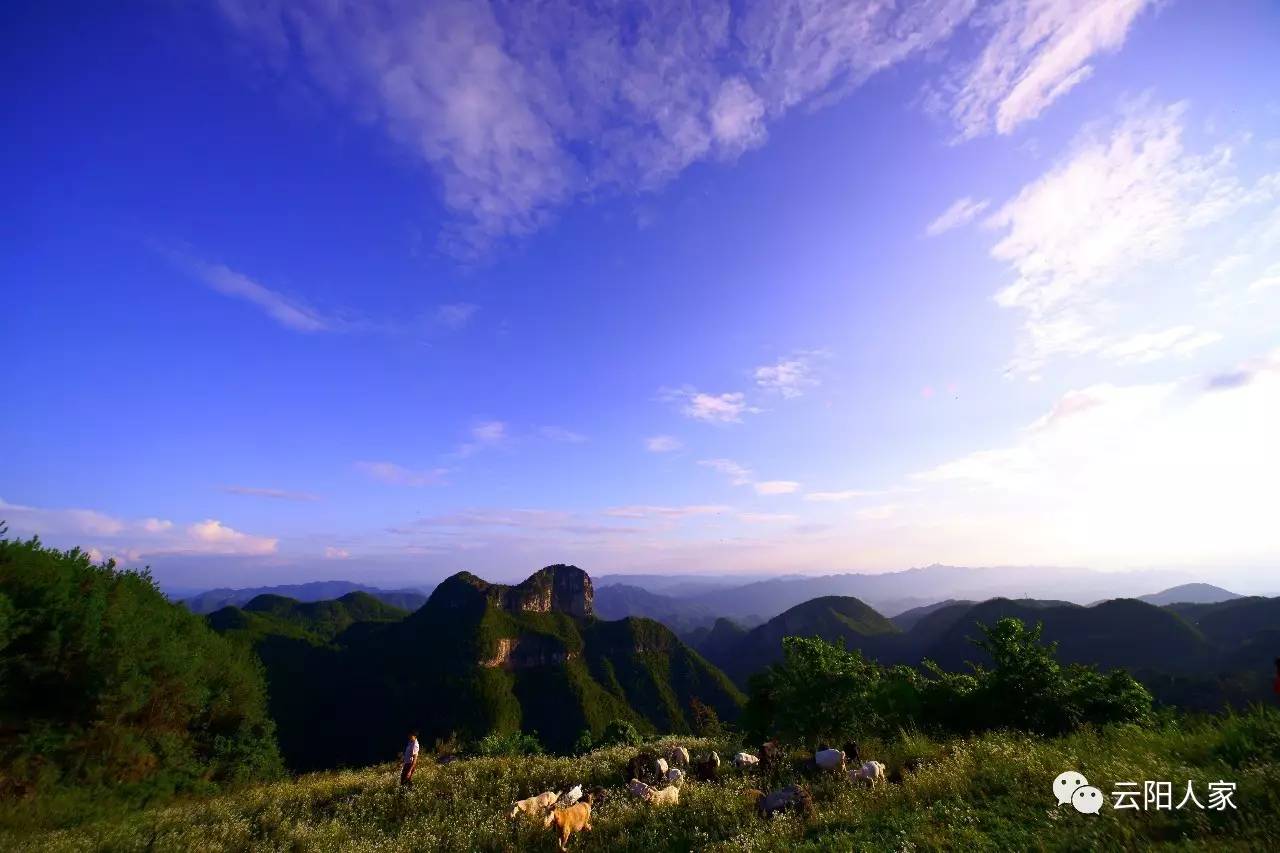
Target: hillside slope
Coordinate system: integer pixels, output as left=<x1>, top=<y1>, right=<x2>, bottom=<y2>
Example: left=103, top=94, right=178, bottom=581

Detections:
left=210, top=565, right=743, bottom=770
left=718, top=596, right=900, bottom=684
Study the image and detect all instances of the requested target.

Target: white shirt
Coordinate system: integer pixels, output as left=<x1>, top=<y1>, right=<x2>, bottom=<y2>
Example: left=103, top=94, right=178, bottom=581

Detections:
left=404, top=738, right=419, bottom=764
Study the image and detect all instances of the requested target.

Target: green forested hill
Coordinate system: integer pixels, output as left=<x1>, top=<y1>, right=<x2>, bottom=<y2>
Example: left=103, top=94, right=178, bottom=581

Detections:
left=208, top=565, right=744, bottom=770
left=716, top=596, right=900, bottom=684
left=207, top=591, right=409, bottom=643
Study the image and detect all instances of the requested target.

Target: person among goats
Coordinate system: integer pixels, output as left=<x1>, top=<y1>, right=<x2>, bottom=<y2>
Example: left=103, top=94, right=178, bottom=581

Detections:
left=401, top=730, right=420, bottom=786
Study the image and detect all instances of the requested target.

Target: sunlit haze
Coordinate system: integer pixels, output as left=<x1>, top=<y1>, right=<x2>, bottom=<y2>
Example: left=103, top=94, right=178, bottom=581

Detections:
left=4, top=0, right=1279, bottom=591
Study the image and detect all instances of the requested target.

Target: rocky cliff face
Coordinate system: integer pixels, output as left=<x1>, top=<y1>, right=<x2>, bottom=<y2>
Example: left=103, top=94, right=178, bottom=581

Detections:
left=426, top=564, right=594, bottom=618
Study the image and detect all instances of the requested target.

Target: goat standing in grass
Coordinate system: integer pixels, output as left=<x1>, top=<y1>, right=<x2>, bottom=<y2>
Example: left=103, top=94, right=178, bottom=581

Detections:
left=510, top=790, right=559, bottom=818
left=543, top=793, right=593, bottom=850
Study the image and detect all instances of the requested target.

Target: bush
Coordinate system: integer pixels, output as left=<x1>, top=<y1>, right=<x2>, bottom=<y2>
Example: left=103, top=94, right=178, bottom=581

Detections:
left=0, top=533, right=283, bottom=810
left=744, top=618, right=1153, bottom=745
left=598, top=719, right=642, bottom=747
left=471, top=730, right=544, bottom=757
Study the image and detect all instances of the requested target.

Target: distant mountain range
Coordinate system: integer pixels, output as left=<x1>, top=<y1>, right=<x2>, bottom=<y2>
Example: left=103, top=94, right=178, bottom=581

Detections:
left=1137, top=583, right=1243, bottom=606
left=191, top=563, right=1280, bottom=772
left=687, top=589, right=1278, bottom=710
left=184, top=581, right=429, bottom=614
left=206, top=565, right=742, bottom=770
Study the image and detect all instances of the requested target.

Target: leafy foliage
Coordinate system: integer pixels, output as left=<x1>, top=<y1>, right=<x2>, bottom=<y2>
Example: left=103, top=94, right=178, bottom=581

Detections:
left=471, top=730, right=544, bottom=758
left=744, top=618, right=1153, bottom=745
left=0, top=534, right=282, bottom=809
left=598, top=719, right=642, bottom=748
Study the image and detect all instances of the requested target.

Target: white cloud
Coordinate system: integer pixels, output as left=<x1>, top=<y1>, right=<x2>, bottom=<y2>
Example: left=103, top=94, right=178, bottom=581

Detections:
left=906, top=350, right=1280, bottom=566
left=324, top=546, right=351, bottom=559
left=215, top=0, right=982, bottom=253
left=540, top=426, right=587, bottom=443
left=664, top=388, right=757, bottom=423
left=1101, top=326, right=1222, bottom=364
left=854, top=504, right=900, bottom=521
left=925, top=196, right=990, bottom=236
left=182, top=256, right=334, bottom=332
left=985, top=101, right=1276, bottom=374
left=355, top=461, right=449, bottom=487
left=932, top=0, right=1155, bottom=139
left=223, top=485, right=320, bottom=501
left=456, top=420, right=509, bottom=456
left=754, top=480, right=800, bottom=496
left=710, top=77, right=767, bottom=152
left=604, top=505, right=730, bottom=519
left=0, top=498, right=278, bottom=558
left=738, top=512, right=798, bottom=524
left=434, top=303, right=479, bottom=329
left=698, top=458, right=756, bottom=487
left=754, top=354, right=820, bottom=398
left=804, top=489, right=876, bottom=502
left=645, top=435, right=683, bottom=453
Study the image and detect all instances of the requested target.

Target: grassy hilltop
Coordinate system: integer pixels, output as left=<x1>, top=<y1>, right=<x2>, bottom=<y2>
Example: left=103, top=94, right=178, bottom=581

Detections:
left=10, top=711, right=1280, bottom=852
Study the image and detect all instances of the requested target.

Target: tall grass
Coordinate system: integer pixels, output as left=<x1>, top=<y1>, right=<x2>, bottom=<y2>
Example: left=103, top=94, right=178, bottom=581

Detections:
left=8, top=711, right=1279, bottom=852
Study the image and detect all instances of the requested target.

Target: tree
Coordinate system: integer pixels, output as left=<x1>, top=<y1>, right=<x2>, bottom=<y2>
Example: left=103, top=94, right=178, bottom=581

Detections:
left=745, top=637, right=882, bottom=748
left=0, top=533, right=283, bottom=801
left=599, top=719, right=641, bottom=747
left=690, top=697, right=722, bottom=737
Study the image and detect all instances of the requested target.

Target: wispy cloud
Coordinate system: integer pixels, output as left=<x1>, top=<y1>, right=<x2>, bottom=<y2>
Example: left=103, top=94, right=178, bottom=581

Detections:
left=354, top=461, right=449, bottom=487
left=698, top=458, right=756, bottom=487
left=645, top=435, right=683, bottom=453
left=0, top=498, right=278, bottom=559
left=214, top=0, right=987, bottom=254
left=456, top=420, right=508, bottom=457
left=663, top=387, right=758, bottom=423
left=854, top=503, right=900, bottom=521
left=222, top=485, right=320, bottom=502
left=539, top=426, right=587, bottom=443
left=738, top=512, right=798, bottom=524
left=698, top=459, right=799, bottom=495
left=804, top=489, right=877, bottom=502
left=323, top=546, right=351, bottom=559
left=434, top=302, right=479, bottom=329
left=754, top=480, right=800, bottom=496
left=904, top=349, right=1280, bottom=566
left=604, top=505, right=730, bottom=520
left=985, top=100, right=1277, bottom=375
left=181, top=255, right=336, bottom=332
left=928, top=0, right=1156, bottom=140
left=1101, top=327, right=1221, bottom=364
left=925, top=196, right=989, bottom=236
left=754, top=353, right=822, bottom=398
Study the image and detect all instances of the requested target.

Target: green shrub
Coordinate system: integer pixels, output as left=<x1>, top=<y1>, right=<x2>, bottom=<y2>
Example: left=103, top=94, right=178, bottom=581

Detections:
left=471, top=730, right=544, bottom=757
left=0, top=533, right=282, bottom=814
left=599, top=719, right=642, bottom=747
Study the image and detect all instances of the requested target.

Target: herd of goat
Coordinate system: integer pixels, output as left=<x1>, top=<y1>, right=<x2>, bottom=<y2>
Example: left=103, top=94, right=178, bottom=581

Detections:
left=508, top=742, right=890, bottom=850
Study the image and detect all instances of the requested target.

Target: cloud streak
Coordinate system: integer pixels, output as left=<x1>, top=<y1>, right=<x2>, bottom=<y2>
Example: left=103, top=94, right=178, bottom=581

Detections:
left=220, top=1, right=1126, bottom=254
left=0, top=498, right=278, bottom=560
left=928, top=0, right=1156, bottom=139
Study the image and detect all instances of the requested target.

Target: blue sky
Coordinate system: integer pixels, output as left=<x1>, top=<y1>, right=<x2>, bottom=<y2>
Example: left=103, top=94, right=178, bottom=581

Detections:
left=4, top=0, right=1279, bottom=590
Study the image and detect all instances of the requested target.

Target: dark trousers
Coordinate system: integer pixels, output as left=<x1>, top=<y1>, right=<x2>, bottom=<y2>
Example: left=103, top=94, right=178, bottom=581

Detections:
left=400, top=762, right=415, bottom=786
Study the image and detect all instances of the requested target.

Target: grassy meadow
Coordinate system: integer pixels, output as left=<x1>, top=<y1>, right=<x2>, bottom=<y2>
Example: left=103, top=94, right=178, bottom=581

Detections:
left=8, top=709, right=1279, bottom=852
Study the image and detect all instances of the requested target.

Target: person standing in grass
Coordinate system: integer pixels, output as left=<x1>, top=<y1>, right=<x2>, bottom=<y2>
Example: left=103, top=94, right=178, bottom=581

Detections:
left=401, top=731, right=419, bottom=786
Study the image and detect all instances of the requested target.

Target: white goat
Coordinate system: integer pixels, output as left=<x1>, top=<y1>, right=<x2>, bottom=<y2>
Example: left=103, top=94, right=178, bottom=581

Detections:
left=510, top=790, right=560, bottom=818
left=815, top=748, right=846, bottom=772
left=851, top=760, right=886, bottom=786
